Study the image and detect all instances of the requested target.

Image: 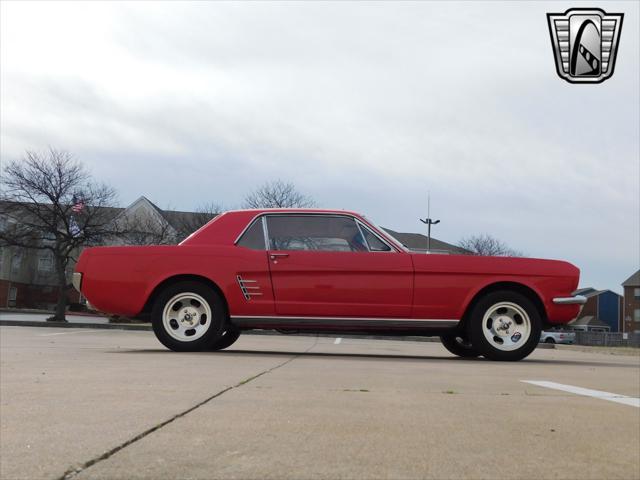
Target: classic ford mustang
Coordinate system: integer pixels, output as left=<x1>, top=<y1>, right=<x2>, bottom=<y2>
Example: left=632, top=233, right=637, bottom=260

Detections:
left=73, top=209, right=586, bottom=361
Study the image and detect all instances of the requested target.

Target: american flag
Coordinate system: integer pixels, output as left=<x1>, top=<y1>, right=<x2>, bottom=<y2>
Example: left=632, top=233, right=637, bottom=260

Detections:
left=69, top=215, right=82, bottom=237
left=71, top=195, right=85, bottom=213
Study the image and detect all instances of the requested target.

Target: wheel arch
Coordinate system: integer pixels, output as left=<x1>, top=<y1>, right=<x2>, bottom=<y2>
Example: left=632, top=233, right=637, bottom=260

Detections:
left=139, top=274, right=229, bottom=320
left=460, top=281, right=548, bottom=329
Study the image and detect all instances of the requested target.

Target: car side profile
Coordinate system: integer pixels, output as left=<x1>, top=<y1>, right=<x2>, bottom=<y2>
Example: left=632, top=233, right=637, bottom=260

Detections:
left=73, top=209, right=586, bottom=361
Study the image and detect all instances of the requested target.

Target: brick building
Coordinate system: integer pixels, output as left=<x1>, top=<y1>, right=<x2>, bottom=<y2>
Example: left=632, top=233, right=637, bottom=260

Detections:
left=621, top=269, right=640, bottom=334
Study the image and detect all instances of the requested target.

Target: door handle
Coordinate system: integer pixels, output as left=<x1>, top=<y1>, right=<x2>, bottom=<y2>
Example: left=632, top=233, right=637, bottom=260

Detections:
left=270, top=253, right=289, bottom=261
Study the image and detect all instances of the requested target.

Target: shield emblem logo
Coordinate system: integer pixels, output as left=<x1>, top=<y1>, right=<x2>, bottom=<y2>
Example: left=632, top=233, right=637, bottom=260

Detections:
left=547, top=8, right=624, bottom=84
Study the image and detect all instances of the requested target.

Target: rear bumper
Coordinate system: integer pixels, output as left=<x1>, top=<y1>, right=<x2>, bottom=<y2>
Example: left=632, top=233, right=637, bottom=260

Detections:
left=552, top=295, right=587, bottom=305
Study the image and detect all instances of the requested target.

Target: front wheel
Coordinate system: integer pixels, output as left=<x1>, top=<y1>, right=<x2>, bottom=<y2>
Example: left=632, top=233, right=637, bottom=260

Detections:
left=440, top=334, right=481, bottom=358
left=151, top=281, right=226, bottom=352
left=468, top=290, right=542, bottom=361
left=544, top=337, right=555, bottom=344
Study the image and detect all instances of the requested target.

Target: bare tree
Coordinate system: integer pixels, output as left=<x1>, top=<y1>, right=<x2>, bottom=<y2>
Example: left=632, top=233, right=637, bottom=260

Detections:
left=0, top=149, right=118, bottom=321
left=458, top=234, right=524, bottom=257
left=243, top=180, right=316, bottom=209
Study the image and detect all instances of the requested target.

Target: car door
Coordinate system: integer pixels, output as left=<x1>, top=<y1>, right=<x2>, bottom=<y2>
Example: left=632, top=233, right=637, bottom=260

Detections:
left=265, top=214, right=413, bottom=318
left=232, top=216, right=275, bottom=316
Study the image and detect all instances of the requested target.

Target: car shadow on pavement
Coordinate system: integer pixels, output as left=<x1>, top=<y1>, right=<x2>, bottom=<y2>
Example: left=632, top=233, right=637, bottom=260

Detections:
left=107, top=349, right=639, bottom=368
left=108, top=348, right=473, bottom=362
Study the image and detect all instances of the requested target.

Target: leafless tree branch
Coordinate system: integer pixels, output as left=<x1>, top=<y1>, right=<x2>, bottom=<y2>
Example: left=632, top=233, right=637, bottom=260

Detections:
left=457, top=234, right=524, bottom=257
left=243, top=180, right=316, bottom=209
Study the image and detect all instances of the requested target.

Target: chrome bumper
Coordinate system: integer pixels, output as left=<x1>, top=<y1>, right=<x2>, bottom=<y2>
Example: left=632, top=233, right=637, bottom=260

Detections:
left=552, top=295, right=587, bottom=305
left=72, top=272, right=82, bottom=293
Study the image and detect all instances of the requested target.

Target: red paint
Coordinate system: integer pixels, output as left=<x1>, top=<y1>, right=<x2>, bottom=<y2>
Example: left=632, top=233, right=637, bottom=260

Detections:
left=75, top=209, right=581, bottom=326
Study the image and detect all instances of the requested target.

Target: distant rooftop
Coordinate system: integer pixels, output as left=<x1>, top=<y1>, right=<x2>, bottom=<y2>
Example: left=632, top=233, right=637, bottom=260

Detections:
left=622, top=269, right=640, bottom=287
left=383, top=228, right=468, bottom=254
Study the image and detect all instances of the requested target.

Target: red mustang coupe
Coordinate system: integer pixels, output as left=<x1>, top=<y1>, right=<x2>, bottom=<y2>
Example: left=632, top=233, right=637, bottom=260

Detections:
left=73, top=209, right=585, bottom=361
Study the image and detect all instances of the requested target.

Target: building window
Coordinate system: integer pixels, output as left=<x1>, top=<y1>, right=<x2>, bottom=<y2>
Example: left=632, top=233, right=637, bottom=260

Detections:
left=38, top=255, right=53, bottom=272
left=0, top=247, right=3, bottom=270
left=11, top=253, right=22, bottom=274
left=635, top=309, right=640, bottom=323
left=634, top=288, right=640, bottom=300
left=8, top=286, right=17, bottom=306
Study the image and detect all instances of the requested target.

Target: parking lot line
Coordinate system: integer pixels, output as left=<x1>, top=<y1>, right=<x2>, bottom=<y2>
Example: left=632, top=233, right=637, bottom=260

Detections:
left=334, top=337, right=342, bottom=344
left=39, top=330, right=111, bottom=337
left=522, top=380, right=640, bottom=408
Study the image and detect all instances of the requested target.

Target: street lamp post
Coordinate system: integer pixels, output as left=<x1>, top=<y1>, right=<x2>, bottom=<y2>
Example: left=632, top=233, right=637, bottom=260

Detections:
left=419, top=193, right=440, bottom=252
left=419, top=218, right=440, bottom=252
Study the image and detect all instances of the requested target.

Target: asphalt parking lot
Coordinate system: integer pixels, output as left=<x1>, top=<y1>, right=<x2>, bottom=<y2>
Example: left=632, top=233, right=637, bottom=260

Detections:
left=1, top=326, right=639, bottom=480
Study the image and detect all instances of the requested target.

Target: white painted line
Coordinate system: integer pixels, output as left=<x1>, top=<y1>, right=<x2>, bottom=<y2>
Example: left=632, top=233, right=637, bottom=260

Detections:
left=334, top=337, right=342, bottom=345
left=39, top=330, right=111, bottom=337
left=522, top=380, right=640, bottom=408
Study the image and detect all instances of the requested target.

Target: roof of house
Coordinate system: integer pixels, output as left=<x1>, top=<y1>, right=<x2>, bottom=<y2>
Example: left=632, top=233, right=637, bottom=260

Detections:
left=569, top=316, right=610, bottom=328
left=622, top=269, right=640, bottom=287
left=581, top=289, right=622, bottom=299
left=382, top=228, right=468, bottom=254
left=574, top=287, right=597, bottom=296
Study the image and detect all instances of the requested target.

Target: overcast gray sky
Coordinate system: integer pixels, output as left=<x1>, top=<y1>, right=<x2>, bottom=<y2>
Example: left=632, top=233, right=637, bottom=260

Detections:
left=1, top=1, right=638, bottom=292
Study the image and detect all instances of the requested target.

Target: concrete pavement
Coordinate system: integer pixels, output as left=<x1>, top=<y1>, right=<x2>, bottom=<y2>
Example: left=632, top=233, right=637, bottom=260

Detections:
left=1, top=326, right=638, bottom=480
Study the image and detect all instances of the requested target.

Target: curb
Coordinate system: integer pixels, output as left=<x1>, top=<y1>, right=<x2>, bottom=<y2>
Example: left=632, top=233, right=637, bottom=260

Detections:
left=0, top=320, right=151, bottom=331
left=0, top=308, right=104, bottom=317
left=0, top=320, right=555, bottom=347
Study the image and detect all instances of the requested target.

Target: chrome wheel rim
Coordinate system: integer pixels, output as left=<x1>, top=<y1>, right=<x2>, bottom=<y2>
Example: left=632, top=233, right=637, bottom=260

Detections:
left=162, top=292, right=212, bottom=342
left=482, top=302, right=531, bottom=352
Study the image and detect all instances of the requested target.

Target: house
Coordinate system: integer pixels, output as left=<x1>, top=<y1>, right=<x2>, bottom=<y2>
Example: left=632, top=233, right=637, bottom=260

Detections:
left=0, top=197, right=465, bottom=310
left=569, top=289, right=623, bottom=332
left=621, top=269, right=640, bottom=334
left=568, top=315, right=612, bottom=332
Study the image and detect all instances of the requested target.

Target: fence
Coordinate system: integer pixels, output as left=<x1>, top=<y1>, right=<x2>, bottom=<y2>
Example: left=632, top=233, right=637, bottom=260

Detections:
left=574, top=331, right=640, bottom=348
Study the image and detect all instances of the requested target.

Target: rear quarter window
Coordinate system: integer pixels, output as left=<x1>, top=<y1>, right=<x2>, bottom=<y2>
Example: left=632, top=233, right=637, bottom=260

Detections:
left=237, top=219, right=265, bottom=250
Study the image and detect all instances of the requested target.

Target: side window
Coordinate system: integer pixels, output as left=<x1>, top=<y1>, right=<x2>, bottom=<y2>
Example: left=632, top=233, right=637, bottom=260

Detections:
left=266, top=215, right=368, bottom=252
left=237, top=219, right=266, bottom=250
left=359, top=224, right=392, bottom=252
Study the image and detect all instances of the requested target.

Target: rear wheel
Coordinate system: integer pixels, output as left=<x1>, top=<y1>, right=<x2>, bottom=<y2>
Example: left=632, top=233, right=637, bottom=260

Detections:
left=440, top=334, right=480, bottom=358
left=151, top=281, right=226, bottom=352
left=468, top=290, right=542, bottom=361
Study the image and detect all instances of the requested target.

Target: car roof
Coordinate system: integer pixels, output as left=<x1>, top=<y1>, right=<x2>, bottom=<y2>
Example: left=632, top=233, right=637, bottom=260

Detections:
left=224, top=208, right=365, bottom=217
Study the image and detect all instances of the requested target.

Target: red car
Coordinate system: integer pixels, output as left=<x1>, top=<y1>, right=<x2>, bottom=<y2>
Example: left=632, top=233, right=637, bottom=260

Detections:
left=73, top=209, right=586, bottom=361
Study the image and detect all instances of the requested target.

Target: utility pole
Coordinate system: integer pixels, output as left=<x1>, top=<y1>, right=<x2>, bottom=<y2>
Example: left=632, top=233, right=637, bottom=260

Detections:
left=419, top=192, right=440, bottom=252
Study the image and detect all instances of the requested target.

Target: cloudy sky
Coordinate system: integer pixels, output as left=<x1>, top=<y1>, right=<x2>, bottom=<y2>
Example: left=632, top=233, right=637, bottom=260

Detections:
left=1, top=1, right=638, bottom=292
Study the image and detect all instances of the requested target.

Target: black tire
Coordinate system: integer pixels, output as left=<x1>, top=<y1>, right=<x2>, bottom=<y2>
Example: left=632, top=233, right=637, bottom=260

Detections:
left=544, top=337, right=555, bottom=344
left=209, top=327, right=241, bottom=351
left=467, top=290, right=542, bottom=361
left=151, top=281, right=226, bottom=352
left=440, top=334, right=481, bottom=358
